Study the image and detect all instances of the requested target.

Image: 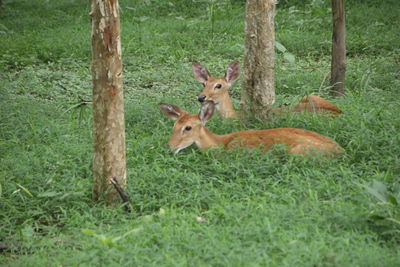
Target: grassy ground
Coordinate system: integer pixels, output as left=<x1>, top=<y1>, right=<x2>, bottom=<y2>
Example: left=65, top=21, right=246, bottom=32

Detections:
left=1, top=0, right=400, bottom=266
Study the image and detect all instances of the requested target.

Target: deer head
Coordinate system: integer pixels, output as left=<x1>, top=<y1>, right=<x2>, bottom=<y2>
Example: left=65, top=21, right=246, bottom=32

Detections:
left=192, top=61, right=240, bottom=107
left=158, top=101, right=215, bottom=154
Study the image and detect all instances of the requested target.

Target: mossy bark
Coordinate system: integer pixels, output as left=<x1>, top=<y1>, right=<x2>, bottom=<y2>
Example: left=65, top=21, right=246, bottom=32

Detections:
left=330, top=0, right=346, bottom=96
left=91, top=0, right=126, bottom=203
left=242, top=0, right=276, bottom=116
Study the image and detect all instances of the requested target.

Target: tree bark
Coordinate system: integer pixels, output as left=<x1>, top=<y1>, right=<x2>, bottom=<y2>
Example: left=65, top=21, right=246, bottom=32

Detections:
left=242, top=0, right=276, bottom=115
left=330, top=0, right=346, bottom=96
left=91, top=0, right=126, bottom=203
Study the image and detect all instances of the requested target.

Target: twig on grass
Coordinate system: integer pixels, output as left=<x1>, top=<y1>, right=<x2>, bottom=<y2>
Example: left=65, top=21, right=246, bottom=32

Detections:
left=111, top=177, right=132, bottom=212
left=60, top=96, right=92, bottom=117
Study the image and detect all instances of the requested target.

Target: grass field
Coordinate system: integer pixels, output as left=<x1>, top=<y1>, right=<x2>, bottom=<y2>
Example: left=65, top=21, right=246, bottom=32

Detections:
left=1, top=0, right=400, bottom=266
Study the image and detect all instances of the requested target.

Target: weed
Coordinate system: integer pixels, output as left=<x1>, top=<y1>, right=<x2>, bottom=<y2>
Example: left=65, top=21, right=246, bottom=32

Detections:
left=358, top=180, right=400, bottom=242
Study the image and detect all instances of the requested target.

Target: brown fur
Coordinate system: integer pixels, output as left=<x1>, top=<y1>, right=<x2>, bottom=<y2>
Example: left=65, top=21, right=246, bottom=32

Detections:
left=272, top=95, right=342, bottom=114
left=223, top=128, right=343, bottom=155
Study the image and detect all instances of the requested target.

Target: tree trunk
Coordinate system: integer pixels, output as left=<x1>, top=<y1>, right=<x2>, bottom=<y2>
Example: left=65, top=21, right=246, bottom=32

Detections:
left=330, top=0, right=346, bottom=96
left=91, top=0, right=126, bottom=203
left=242, top=0, right=276, bottom=115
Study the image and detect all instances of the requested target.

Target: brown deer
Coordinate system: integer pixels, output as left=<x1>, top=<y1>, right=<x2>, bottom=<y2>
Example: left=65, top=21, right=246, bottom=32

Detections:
left=159, top=101, right=343, bottom=156
left=192, top=61, right=342, bottom=119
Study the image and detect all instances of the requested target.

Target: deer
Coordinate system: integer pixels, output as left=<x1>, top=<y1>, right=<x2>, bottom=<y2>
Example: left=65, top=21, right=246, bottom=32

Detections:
left=158, top=101, right=343, bottom=156
left=192, top=61, right=342, bottom=119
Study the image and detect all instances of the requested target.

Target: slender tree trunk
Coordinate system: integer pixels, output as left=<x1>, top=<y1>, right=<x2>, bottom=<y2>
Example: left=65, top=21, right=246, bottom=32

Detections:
left=242, top=0, right=276, bottom=115
left=330, top=0, right=346, bottom=96
left=91, top=0, right=126, bottom=203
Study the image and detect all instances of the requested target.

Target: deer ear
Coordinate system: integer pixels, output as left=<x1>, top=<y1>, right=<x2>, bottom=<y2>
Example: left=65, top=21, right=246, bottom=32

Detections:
left=158, top=103, right=186, bottom=121
left=192, top=62, right=210, bottom=83
left=199, top=100, right=215, bottom=124
left=225, top=61, right=240, bottom=84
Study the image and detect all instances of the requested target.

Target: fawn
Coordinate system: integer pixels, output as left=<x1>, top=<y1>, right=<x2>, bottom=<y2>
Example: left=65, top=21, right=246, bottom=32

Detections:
left=159, top=101, right=343, bottom=156
left=192, top=61, right=342, bottom=119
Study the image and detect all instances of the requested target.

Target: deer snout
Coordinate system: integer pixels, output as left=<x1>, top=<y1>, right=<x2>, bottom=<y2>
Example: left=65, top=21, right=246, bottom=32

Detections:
left=198, top=95, right=207, bottom=103
left=164, top=143, right=180, bottom=154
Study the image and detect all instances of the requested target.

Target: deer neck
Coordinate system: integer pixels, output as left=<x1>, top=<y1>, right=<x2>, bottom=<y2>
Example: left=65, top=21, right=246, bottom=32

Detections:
left=217, top=95, right=238, bottom=119
left=195, top=127, right=228, bottom=149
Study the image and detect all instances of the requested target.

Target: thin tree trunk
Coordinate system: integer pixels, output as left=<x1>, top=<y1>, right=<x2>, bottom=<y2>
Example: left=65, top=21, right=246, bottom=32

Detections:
left=91, top=0, right=126, bottom=203
left=330, top=0, right=346, bottom=96
left=242, top=0, right=276, bottom=115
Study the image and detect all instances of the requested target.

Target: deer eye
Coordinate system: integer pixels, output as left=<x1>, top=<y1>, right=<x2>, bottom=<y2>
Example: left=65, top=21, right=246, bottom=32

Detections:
left=184, top=126, right=192, bottom=131
left=215, top=84, right=222, bottom=89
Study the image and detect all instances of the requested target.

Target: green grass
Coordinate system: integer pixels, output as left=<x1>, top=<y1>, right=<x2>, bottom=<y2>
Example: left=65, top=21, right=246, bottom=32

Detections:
left=1, top=0, right=400, bottom=265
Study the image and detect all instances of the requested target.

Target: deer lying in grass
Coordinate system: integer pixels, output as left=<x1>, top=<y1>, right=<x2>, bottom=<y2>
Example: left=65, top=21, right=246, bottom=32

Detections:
left=159, top=101, right=343, bottom=156
left=192, top=61, right=342, bottom=119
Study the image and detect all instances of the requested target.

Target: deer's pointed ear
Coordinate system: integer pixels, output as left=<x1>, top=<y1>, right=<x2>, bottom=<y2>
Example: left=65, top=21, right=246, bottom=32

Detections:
left=225, top=61, right=240, bottom=84
left=158, top=103, right=186, bottom=121
left=192, top=62, right=210, bottom=83
left=199, top=100, right=215, bottom=124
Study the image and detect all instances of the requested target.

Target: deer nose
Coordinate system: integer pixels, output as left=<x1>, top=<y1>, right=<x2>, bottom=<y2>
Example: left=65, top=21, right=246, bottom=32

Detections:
left=163, top=143, right=170, bottom=149
left=198, top=95, right=206, bottom=102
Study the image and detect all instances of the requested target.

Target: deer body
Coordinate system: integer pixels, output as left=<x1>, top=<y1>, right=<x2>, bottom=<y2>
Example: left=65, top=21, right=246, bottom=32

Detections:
left=192, top=62, right=342, bottom=118
left=272, top=95, right=343, bottom=114
left=159, top=101, right=343, bottom=156
left=196, top=127, right=342, bottom=155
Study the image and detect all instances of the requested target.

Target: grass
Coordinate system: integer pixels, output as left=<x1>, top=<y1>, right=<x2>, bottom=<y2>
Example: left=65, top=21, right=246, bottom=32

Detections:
left=1, top=0, right=400, bottom=265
